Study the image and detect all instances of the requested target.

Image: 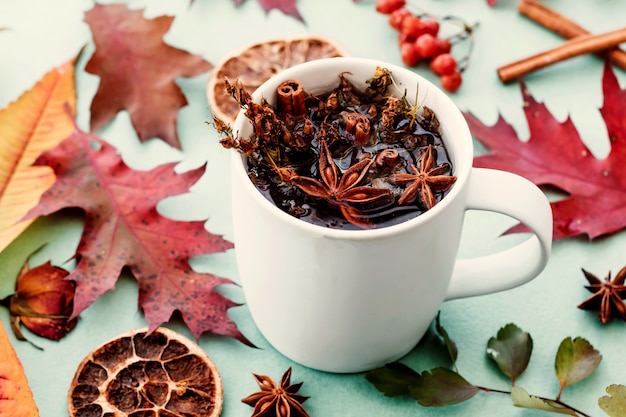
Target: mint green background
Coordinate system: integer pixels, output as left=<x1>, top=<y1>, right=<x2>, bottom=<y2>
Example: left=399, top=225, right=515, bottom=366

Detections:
left=1, top=1, right=625, bottom=416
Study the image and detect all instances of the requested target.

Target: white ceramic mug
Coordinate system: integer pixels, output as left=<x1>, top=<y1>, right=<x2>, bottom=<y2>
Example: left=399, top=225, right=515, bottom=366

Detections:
left=229, top=57, right=552, bottom=373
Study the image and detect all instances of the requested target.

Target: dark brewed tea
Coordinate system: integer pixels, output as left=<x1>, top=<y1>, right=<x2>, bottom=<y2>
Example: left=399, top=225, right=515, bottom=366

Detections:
left=217, top=68, right=456, bottom=230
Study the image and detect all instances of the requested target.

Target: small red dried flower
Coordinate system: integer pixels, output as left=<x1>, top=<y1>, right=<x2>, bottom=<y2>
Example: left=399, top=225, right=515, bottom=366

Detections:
left=1, top=261, right=77, bottom=343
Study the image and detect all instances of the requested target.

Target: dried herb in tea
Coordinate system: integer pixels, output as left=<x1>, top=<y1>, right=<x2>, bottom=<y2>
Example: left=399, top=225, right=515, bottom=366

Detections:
left=215, top=67, right=456, bottom=230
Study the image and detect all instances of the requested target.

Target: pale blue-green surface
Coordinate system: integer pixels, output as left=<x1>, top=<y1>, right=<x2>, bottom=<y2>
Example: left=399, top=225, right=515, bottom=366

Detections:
left=1, top=0, right=625, bottom=416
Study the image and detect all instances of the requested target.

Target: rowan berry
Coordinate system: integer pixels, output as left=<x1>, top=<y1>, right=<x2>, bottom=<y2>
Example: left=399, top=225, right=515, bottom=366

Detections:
left=414, top=33, right=438, bottom=58
left=430, top=53, right=457, bottom=76
left=401, top=15, right=425, bottom=39
left=435, top=37, right=451, bottom=55
left=388, top=7, right=411, bottom=31
left=400, top=42, right=420, bottom=66
left=440, top=71, right=463, bottom=92
left=422, top=19, right=440, bottom=36
left=376, top=0, right=407, bottom=15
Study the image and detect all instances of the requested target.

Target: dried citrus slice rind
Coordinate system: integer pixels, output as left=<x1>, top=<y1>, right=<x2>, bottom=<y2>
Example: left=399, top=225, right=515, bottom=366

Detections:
left=207, top=34, right=348, bottom=123
left=68, top=327, right=222, bottom=417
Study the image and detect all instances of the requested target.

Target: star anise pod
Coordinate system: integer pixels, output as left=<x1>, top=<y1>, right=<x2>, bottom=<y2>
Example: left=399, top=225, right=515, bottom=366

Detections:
left=578, top=267, right=626, bottom=324
left=285, top=139, right=391, bottom=228
left=241, top=367, right=310, bottom=417
left=390, top=144, right=456, bottom=209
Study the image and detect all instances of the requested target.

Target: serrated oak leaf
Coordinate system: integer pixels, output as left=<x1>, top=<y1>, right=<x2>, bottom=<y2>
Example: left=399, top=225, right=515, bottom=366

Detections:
left=24, top=126, right=251, bottom=345
left=486, top=323, right=533, bottom=385
left=467, top=62, right=626, bottom=240
left=408, top=367, right=480, bottom=406
left=554, top=337, right=601, bottom=398
left=84, top=4, right=213, bottom=149
left=232, top=0, right=304, bottom=22
left=0, top=57, right=76, bottom=252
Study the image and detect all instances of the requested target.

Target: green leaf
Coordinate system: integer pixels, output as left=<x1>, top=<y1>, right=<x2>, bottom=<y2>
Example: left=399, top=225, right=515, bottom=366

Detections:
left=435, top=312, right=458, bottom=365
left=365, top=362, right=421, bottom=397
left=599, top=384, right=626, bottom=417
left=511, top=386, right=578, bottom=416
left=486, top=323, right=533, bottom=384
left=408, top=367, right=480, bottom=406
left=555, top=337, right=602, bottom=392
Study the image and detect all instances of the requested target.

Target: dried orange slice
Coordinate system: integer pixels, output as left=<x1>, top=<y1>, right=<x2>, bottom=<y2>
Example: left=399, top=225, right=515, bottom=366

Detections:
left=68, top=327, right=223, bottom=417
left=207, top=34, right=348, bottom=123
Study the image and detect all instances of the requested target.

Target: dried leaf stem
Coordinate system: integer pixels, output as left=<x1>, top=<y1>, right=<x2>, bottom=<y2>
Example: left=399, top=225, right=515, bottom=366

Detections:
left=518, top=0, right=626, bottom=71
left=497, top=26, right=626, bottom=83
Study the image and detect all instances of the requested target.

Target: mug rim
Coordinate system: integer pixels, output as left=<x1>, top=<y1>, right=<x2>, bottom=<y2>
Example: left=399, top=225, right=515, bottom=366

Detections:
left=230, top=57, right=473, bottom=240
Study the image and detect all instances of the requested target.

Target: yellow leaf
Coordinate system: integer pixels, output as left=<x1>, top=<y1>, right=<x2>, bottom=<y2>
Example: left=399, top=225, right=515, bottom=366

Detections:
left=0, top=57, right=76, bottom=252
left=511, top=386, right=578, bottom=416
left=599, top=385, right=626, bottom=417
left=0, top=320, right=40, bottom=416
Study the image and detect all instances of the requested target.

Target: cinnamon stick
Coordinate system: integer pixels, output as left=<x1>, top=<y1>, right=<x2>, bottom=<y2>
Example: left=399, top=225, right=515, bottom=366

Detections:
left=345, top=112, right=371, bottom=146
left=497, top=26, right=626, bottom=83
left=518, top=0, right=626, bottom=71
left=277, top=80, right=306, bottom=117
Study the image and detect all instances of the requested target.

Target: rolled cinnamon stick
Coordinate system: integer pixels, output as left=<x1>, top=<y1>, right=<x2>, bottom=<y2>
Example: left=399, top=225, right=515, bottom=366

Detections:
left=345, top=112, right=371, bottom=146
left=277, top=80, right=307, bottom=117
left=497, top=26, right=626, bottom=83
left=518, top=0, right=626, bottom=71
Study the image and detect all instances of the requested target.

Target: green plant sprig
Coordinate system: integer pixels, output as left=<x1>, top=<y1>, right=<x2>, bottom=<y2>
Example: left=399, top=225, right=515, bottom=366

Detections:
left=366, top=313, right=626, bottom=417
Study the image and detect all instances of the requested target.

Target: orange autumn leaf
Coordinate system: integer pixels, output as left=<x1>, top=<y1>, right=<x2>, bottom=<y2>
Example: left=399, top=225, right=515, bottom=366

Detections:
left=0, top=58, right=76, bottom=252
left=0, top=320, right=40, bottom=417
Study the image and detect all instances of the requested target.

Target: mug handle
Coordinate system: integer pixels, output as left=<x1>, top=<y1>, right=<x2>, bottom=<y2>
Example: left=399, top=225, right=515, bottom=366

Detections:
left=445, top=168, right=553, bottom=300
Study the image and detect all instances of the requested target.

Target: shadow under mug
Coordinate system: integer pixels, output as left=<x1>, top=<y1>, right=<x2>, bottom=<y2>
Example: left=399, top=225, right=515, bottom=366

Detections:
left=230, top=57, right=552, bottom=373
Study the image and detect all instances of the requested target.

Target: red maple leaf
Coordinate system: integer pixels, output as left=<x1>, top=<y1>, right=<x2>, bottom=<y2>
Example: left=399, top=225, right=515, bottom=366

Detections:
left=84, top=4, right=213, bottom=149
left=466, top=62, right=626, bottom=240
left=24, top=125, right=252, bottom=345
left=232, top=0, right=304, bottom=22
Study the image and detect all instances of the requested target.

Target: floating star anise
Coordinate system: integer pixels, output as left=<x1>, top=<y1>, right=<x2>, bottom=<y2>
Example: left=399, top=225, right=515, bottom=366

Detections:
left=241, top=367, right=310, bottom=417
left=285, top=139, right=391, bottom=228
left=390, top=144, right=456, bottom=209
left=578, top=267, right=626, bottom=324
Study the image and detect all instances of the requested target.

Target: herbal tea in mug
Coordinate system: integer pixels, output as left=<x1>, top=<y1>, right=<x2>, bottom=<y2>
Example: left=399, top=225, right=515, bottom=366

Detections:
left=214, top=67, right=456, bottom=230
left=216, top=57, right=551, bottom=372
